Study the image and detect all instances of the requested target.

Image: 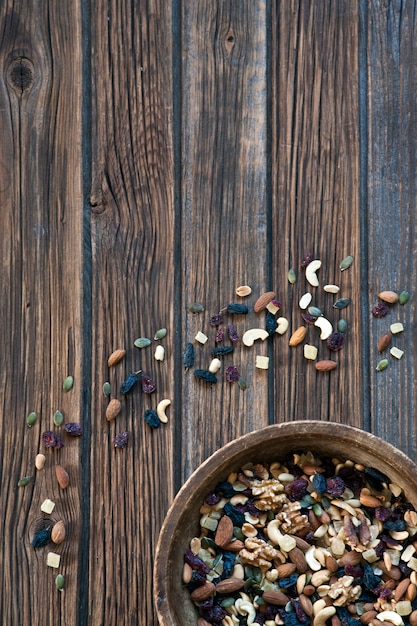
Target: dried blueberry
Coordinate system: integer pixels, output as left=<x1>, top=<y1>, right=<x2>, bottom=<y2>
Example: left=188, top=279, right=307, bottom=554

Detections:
left=64, top=422, right=83, bottom=437
left=120, top=372, right=140, bottom=394
left=113, top=431, right=129, bottom=448
left=183, top=342, right=195, bottom=369
left=144, top=409, right=160, bottom=429
left=194, top=369, right=217, bottom=384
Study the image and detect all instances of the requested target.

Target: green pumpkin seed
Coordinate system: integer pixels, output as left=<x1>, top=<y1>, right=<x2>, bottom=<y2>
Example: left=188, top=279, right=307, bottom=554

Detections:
left=154, top=328, right=167, bottom=340
left=26, top=411, right=37, bottom=427
left=188, top=302, right=205, bottom=313
left=237, top=376, right=247, bottom=391
left=53, top=410, right=64, bottom=427
left=399, top=290, right=410, bottom=305
left=333, top=297, right=351, bottom=309
left=134, top=337, right=151, bottom=349
left=340, top=255, right=354, bottom=271
left=63, top=376, right=74, bottom=392
left=55, top=574, right=65, bottom=591
left=220, top=598, right=235, bottom=608
left=308, top=306, right=323, bottom=317
left=102, top=382, right=111, bottom=397
left=18, top=476, right=32, bottom=487
left=337, top=319, right=348, bottom=334
left=287, top=268, right=297, bottom=284
left=376, top=359, right=388, bottom=372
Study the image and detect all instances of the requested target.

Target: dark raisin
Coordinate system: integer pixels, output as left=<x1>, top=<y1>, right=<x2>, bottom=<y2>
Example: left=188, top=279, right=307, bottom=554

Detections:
left=64, top=422, right=83, bottom=437
left=265, top=311, right=277, bottom=335
left=215, top=326, right=225, bottom=343
left=119, top=372, right=140, bottom=394
left=211, top=346, right=234, bottom=357
left=227, top=324, right=240, bottom=342
left=184, top=549, right=210, bottom=573
left=301, top=311, right=317, bottom=324
left=226, top=365, right=240, bottom=382
left=194, top=369, right=217, bottom=384
left=226, top=303, right=249, bottom=314
left=144, top=409, right=160, bottom=429
left=291, top=599, right=308, bottom=622
left=210, top=314, right=224, bottom=326
left=31, top=528, right=51, bottom=548
left=141, top=374, right=157, bottom=394
left=372, top=302, right=390, bottom=318
left=285, top=478, right=309, bottom=501
left=326, top=475, right=345, bottom=496
left=113, top=431, right=129, bottom=448
left=326, top=331, right=344, bottom=351
left=42, top=431, right=63, bottom=448
left=183, top=342, right=195, bottom=369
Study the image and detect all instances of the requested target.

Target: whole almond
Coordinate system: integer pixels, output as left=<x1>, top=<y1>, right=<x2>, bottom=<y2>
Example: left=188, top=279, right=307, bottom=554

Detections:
left=289, top=326, right=307, bottom=346
left=394, top=577, right=410, bottom=601
left=288, top=547, right=308, bottom=573
left=214, top=515, right=234, bottom=547
left=377, top=332, right=393, bottom=352
left=378, top=290, right=399, bottom=303
left=190, top=582, right=215, bottom=602
left=359, top=493, right=383, bottom=508
left=291, top=535, right=312, bottom=552
left=406, top=583, right=417, bottom=602
left=221, top=539, right=244, bottom=552
left=106, top=398, right=122, bottom=421
left=261, top=589, right=290, bottom=606
left=299, top=594, right=313, bottom=617
left=315, top=360, right=338, bottom=371
left=409, top=610, right=417, bottom=626
left=276, top=563, right=296, bottom=578
left=338, top=551, right=362, bottom=566
left=107, top=349, right=126, bottom=367
left=254, top=291, right=276, bottom=313
left=55, top=465, right=69, bottom=489
left=325, top=554, right=339, bottom=573
left=215, top=578, right=245, bottom=594
left=360, top=611, right=378, bottom=625
left=302, top=584, right=316, bottom=596
left=51, top=520, right=66, bottom=544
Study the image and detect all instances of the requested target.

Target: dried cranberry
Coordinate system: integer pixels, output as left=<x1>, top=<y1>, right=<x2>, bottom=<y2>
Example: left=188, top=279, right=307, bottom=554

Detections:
left=301, top=312, right=318, bottom=324
left=113, top=431, right=129, bottom=448
left=285, top=478, right=309, bottom=501
left=215, top=326, right=224, bottom=343
left=210, top=314, right=224, bottom=326
left=226, top=365, right=240, bottom=382
left=344, top=563, right=362, bottom=578
left=375, top=506, right=391, bottom=522
left=326, top=331, right=344, bottom=351
left=64, top=422, right=83, bottom=437
left=184, top=549, right=210, bottom=574
left=42, top=431, right=65, bottom=449
left=227, top=324, right=240, bottom=342
left=372, top=302, right=390, bottom=318
left=291, top=599, right=308, bottom=622
left=141, top=374, right=156, bottom=394
left=205, top=491, right=221, bottom=506
left=326, top=475, right=345, bottom=496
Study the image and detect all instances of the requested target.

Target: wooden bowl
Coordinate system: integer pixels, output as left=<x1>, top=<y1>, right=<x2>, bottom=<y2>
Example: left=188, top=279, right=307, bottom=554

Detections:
left=154, top=421, right=417, bottom=625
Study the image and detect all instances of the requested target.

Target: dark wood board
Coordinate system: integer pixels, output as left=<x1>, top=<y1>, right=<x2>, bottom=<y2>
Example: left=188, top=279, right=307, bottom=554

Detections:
left=1, top=1, right=417, bottom=624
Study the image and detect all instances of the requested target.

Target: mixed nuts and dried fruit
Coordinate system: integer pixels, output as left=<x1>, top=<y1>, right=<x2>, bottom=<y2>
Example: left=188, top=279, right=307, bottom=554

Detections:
left=183, top=452, right=417, bottom=626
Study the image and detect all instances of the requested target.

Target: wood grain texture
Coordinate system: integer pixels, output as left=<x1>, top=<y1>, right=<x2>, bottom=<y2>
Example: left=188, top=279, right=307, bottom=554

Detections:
left=367, top=0, right=417, bottom=457
left=180, top=0, right=269, bottom=480
left=0, top=1, right=83, bottom=624
left=271, top=0, right=362, bottom=426
left=89, top=1, right=174, bottom=623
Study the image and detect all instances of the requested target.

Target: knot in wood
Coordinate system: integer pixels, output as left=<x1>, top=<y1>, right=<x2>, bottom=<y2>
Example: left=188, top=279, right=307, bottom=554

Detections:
left=8, top=57, right=34, bottom=93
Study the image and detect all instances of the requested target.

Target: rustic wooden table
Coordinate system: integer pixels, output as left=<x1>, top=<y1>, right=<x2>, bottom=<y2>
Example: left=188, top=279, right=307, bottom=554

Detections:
left=1, top=1, right=416, bottom=624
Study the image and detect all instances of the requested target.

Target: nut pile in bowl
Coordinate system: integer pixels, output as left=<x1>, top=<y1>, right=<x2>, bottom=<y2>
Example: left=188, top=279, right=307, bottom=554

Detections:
left=183, top=451, right=417, bottom=626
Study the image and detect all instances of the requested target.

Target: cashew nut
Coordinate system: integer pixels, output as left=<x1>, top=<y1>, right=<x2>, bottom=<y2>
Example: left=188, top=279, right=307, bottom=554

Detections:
left=305, top=259, right=322, bottom=287
left=266, top=519, right=283, bottom=546
left=299, top=292, right=313, bottom=309
left=154, top=345, right=165, bottom=361
left=314, top=316, right=333, bottom=340
left=323, top=284, right=340, bottom=293
left=275, top=317, right=289, bottom=335
left=313, top=606, right=336, bottom=626
left=305, top=545, right=322, bottom=571
left=376, top=612, right=404, bottom=626
left=235, top=599, right=256, bottom=625
left=242, top=328, right=269, bottom=346
left=156, top=399, right=171, bottom=423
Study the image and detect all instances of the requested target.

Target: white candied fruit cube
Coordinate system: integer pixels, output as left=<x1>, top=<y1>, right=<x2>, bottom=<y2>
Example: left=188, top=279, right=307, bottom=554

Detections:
left=396, top=601, right=412, bottom=616
left=390, top=346, right=404, bottom=359
left=41, top=499, right=55, bottom=514
left=255, top=355, right=269, bottom=369
left=194, top=331, right=208, bottom=344
left=304, top=344, right=318, bottom=360
left=47, top=552, right=61, bottom=568
left=390, top=322, right=404, bottom=334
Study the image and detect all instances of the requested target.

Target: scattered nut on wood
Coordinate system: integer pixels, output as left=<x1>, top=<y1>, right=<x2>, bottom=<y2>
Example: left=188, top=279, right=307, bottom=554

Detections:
left=106, top=398, right=122, bottom=421
left=51, top=520, right=66, bottom=544
left=305, top=259, right=322, bottom=287
left=55, top=465, right=69, bottom=489
left=235, top=285, right=251, bottom=297
left=242, top=328, right=269, bottom=347
left=107, top=349, right=126, bottom=367
left=289, top=326, right=307, bottom=346
left=378, top=290, right=399, bottom=303
left=156, top=399, right=171, bottom=423
left=314, top=316, right=333, bottom=340
left=35, top=453, right=46, bottom=470
left=276, top=317, right=289, bottom=335
left=254, top=291, right=276, bottom=313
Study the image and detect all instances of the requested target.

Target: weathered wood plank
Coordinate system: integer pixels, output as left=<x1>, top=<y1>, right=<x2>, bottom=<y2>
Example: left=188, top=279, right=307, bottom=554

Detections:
left=367, top=0, right=417, bottom=457
left=271, top=0, right=362, bottom=426
left=89, top=1, right=174, bottom=623
left=180, top=0, right=269, bottom=480
left=0, top=1, right=83, bottom=624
